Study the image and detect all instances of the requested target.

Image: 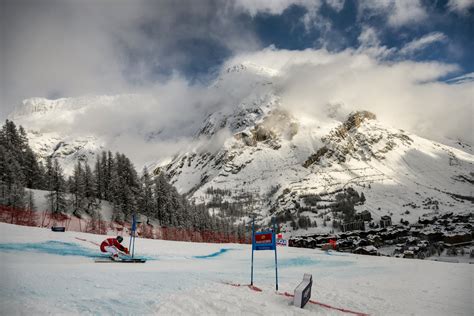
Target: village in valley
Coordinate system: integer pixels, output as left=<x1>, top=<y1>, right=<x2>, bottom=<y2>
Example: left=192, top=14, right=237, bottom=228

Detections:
left=288, top=211, right=474, bottom=262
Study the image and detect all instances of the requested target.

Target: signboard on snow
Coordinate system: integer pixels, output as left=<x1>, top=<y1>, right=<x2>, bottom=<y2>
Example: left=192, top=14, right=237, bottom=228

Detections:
left=294, top=274, right=312, bottom=308
left=250, top=217, right=279, bottom=290
left=253, top=231, right=275, bottom=250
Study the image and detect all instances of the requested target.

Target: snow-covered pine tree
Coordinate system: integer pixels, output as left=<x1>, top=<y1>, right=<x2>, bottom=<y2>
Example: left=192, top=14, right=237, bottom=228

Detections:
left=37, top=161, right=47, bottom=190
left=109, top=164, right=123, bottom=222
left=116, top=153, right=139, bottom=218
left=138, top=167, right=155, bottom=218
left=0, top=149, right=26, bottom=208
left=83, top=163, right=98, bottom=214
left=93, top=156, right=104, bottom=200
left=153, top=173, right=171, bottom=225
left=46, top=158, right=67, bottom=214
left=25, top=190, right=36, bottom=211
left=105, top=151, right=114, bottom=201
left=170, top=189, right=181, bottom=227
left=180, top=196, right=192, bottom=228
left=69, top=161, right=86, bottom=216
left=7, top=182, right=26, bottom=209
left=23, top=147, right=43, bottom=189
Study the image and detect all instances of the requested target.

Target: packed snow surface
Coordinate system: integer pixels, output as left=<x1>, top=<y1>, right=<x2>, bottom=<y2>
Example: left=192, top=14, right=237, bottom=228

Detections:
left=0, top=223, right=472, bottom=315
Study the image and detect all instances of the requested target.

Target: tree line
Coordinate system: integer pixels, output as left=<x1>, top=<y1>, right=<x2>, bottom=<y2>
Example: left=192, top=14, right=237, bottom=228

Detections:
left=0, top=120, right=246, bottom=235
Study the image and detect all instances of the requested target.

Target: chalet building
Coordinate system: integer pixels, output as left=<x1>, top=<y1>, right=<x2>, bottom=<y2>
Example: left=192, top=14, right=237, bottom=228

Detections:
left=443, top=232, right=472, bottom=244
left=420, top=231, right=444, bottom=242
left=380, top=215, right=392, bottom=228
left=341, top=221, right=365, bottom=232
left=353, top=245, right=378, bottom=256
left=367, top=234, right=383, bottom=247
left=418, top=217, right=437, bottom=225
left=355, top=210, right=372, bottom=221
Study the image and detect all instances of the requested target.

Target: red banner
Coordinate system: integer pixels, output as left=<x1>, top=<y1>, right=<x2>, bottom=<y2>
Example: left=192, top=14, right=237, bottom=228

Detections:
left=255, top=233, right=272, bottom=244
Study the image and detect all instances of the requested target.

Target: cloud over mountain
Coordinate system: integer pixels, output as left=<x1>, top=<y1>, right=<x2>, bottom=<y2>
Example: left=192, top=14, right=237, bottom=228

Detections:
left=2, top=0, right=473, bottom=167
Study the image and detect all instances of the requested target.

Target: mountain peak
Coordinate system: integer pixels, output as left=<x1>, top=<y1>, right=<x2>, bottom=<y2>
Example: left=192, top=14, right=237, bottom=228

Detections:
left=9, top=94, right=145, bottom=119
left=223, top=61, right=280, bottom=77
left=345, top=111, right=377, bottom=130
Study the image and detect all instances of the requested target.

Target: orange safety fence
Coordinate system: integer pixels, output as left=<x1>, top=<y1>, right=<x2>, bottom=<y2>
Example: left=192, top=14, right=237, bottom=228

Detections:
left=0, top=204, right=251, bottom=244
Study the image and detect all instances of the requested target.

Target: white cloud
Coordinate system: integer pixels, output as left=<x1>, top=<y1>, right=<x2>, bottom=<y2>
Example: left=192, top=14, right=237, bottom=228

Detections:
left=356, top=27, right=395, bottom=58
left=446, top=72, right=474, bottom=84
left=12, top=47, right=473, bottom=167
left=0, top=0, right=261, bottom=119
left=2, top=0, right=473, bottom=166
left=358, top=0, right=428, bottom=27
left=302, top=7, right=330, bottom=32
left=358, top=26, right=381, bottom=48
left=225, top=48, right=472, bottom=144
left=233, top=0, right=320, bottom=16
left=399, top=32, right=447, bottom=55
left=447, top=0, right=474, bottom=14
left=325, top=0, right=345, bottom=12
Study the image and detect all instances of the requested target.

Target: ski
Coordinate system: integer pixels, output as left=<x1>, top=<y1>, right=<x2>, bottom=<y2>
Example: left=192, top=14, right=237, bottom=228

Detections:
left=94, top=258, right=146, bottom=263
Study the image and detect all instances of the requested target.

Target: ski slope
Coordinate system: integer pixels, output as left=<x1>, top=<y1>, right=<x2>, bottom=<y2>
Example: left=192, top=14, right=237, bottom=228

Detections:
left=0, top=223, right=472, bottom=315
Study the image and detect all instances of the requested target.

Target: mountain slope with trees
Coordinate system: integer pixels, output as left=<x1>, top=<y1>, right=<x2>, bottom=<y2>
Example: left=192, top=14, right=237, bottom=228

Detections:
left=0, top=120, right=244, bottom=238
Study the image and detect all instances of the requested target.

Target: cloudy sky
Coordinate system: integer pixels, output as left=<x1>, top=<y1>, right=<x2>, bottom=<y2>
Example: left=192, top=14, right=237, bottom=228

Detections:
left=1, top=0, right=473, bottom=163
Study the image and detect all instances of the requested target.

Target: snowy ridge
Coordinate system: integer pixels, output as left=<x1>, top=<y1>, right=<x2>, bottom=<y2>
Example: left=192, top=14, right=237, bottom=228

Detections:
left=163, top=101, right=473, bottom=232
left=8, top=94, right=150, bottom=174
left=10, top=94, right=142, bottom=118
left=26, top=131, right=105, bottom=174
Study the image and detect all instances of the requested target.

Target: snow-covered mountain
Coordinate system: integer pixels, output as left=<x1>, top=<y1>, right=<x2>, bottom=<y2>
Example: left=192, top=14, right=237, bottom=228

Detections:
left=159, top=63, right=473, bottom=230
left=8, top=62, right=473, bottom=233
left=8, top=94, right=152, bottom=174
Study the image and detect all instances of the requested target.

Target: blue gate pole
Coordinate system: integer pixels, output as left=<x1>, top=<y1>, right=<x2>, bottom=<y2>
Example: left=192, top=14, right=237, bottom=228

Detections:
left=273, top=217, right=278, bottom=291
left=129, top=214, right=136, bottom=258
left=251, top=216, right=255, bottom=286
left=132, top=234, right=135, bottom=258
left=129, top=215, right=133, bottom=252
left=132, top=214, right=136, bottom=258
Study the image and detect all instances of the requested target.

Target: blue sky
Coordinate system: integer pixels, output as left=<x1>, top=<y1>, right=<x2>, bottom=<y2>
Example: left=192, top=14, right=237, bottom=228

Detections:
left=250, top=1, right=473, bottom=73
left=117, top=0, right=474, bottom=83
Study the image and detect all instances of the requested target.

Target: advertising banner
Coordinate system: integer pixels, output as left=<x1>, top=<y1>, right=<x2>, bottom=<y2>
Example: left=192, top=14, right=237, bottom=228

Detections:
left=253, top=231, right=275, bottom=250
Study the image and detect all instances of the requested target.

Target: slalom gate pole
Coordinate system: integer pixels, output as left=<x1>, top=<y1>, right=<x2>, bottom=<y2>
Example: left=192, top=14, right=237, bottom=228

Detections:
left=132, top=230, right=136, bottom=258
left=251, top=216, right=255, bottom=286
left=273, top=217, right=278, bottom=291
left=131, top=214, right=137, bottom=258
left=129, top=215, right=133, bottom=252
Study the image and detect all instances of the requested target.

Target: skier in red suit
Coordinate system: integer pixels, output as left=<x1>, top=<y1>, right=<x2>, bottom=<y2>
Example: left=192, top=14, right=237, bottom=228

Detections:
left=100, top=236, right=129, bottom=259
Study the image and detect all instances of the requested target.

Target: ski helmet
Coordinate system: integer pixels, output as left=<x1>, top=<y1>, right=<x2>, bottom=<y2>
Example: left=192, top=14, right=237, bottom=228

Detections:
left=117, top=236, right=123, bottom=243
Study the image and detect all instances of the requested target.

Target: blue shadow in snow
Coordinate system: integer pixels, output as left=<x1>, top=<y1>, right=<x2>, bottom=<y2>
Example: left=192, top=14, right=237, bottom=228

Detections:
left=323, top=251, right=348, bottom=257
left=275, top=256, right=354, bottom=268
left=193, top=248, right=234, bottom=259
left=0, top=241, right=155, bottom=260
left=0, top=241, right=102, bottom=258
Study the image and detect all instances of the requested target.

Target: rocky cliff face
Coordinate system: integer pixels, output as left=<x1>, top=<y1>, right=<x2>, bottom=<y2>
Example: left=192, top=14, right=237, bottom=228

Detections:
left=303, top=111, right=413, bottom=167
